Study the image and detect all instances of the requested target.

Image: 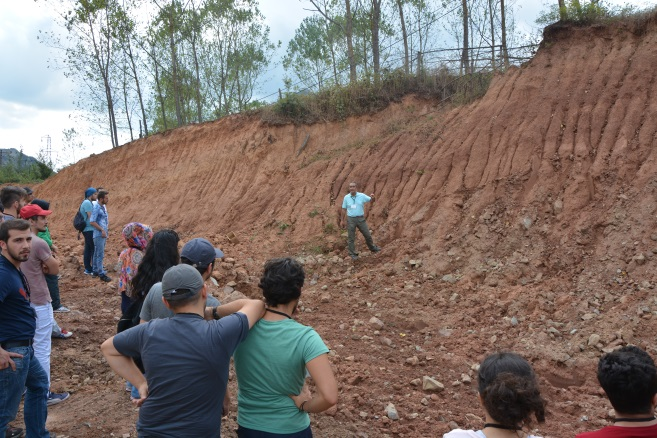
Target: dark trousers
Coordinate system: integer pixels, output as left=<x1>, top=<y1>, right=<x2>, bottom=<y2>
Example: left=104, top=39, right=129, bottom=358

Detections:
left=237, top=425, right=312, bottom=438
left=347, top=215, right=376, bottom=257
left=45, top=273, right=60, bottom=310
left=82, top=230, right=94, bottom=272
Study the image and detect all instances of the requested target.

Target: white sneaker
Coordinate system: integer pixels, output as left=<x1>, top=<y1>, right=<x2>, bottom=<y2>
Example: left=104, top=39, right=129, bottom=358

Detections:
left=53, top=306, right=70, bottom=313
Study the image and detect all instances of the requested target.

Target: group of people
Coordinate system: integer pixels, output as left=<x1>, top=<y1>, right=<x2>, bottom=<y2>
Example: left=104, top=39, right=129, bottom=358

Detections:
left=2, top=183, right=657, bottom=438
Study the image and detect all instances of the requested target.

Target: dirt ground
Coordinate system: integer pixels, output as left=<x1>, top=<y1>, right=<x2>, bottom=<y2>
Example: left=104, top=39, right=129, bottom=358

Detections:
left=10, top=14, right=657, bottom=438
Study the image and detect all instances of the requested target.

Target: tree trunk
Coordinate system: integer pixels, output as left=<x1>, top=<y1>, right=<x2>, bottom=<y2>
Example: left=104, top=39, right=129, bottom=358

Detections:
left=191, top=35, right=203, bottom=123
left=396, top=0, right=409, bottom=74
left=461, top=0, right=469, bottom=75
left=370, top=0, right=381, bottom=82
left=501, top=0, right=509, bottom=69
left=168, top=6, right=183, bottom=126
left=345, top=0, right=357, bottom=83
left=153, top=45, right=167, bottom=131
left=126, top=38, right=148, bottom=136
left=488, top=0, right=496, bottom=70
left=558, top=0, right=567, bottom=20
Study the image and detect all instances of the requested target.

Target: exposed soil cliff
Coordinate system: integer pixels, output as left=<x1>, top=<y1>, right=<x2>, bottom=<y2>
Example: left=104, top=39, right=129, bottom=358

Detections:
left=23, top=14, right=657, bottom=438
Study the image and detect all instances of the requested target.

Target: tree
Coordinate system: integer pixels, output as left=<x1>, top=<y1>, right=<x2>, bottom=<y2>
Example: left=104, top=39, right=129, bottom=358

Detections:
left=461, top=0, right=469, bottom=74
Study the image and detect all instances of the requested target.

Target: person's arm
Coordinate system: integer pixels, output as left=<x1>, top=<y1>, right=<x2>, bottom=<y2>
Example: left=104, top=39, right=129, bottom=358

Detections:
left=42, top=254, right=60, bottom=276
left=290, top=354, right=338, bottom=413
left=204, top=299, right=264, bottom=328
left=101, top=336, right=148, bottom=406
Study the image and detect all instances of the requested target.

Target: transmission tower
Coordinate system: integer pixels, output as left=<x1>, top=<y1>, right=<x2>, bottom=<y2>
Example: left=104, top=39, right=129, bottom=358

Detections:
left=41, top=135, right=52, bottom=165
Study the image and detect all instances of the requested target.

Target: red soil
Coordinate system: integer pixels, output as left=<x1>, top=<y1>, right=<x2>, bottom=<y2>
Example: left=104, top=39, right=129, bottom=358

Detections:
left=16, top=14, right=657, bottom=438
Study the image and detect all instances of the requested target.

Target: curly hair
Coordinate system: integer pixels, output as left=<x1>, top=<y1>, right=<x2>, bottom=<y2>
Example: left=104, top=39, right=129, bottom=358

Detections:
left=478, top=352, right=546, bottom=429
left=129, top=229, right=180, bottom=300
left=598, top=346, right=657, bottom=415
left=258, top=258, right=305, bottom=307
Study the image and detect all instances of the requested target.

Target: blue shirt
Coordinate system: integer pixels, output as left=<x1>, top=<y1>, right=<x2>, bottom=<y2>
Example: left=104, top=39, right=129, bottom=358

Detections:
left=90, top=203, right=108, bottom=238
left=0, top=254, right=36, bottom=343
left=342, top=192, right=371, bottom=217
left=80, top=199, right=94, bottom=233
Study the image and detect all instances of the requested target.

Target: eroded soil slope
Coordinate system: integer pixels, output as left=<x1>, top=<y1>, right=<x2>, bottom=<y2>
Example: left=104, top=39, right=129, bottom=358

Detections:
left=24, top=14, right=657, bottom=438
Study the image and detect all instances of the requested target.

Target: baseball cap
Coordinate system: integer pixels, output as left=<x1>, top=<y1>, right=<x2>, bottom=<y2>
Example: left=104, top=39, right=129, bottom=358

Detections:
left=23, top=187, right=33, bottom=195
left=31, top=199, right=50, bottom=210
left=85, top=187, right=97, bottom=198
left=19, top=204, right=52, bottom=219
left=161, top=264, right=205, bottom=301
left=181, top=238, right=224, bottom=268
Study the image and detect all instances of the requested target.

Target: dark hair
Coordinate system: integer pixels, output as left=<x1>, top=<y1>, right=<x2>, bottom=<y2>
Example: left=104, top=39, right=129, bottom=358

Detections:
left=258, top=258, right=305, bottom=307
left=0, top=219, right=31, bottom=242
left=129, top=229, right=180, bottom=300
left=0, top=186, right=27, bottom=209
left=478, top=352, right=546, bottom=429
left=97, top=190, right=109, bottom=200
left=31, top=199, right=50, bottom=210
left=165, top=288, right=204, bottom=309
left=181, top=257, right=214, bottom=277
left=597, top=346, right=657, bottom=415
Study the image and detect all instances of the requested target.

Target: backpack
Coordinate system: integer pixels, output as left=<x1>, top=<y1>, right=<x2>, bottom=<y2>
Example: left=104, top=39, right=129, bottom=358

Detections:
left=73, top=210, right=86, bottom=232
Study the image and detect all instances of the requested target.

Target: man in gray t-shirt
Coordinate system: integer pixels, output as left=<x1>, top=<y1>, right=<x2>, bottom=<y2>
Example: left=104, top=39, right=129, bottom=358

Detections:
left=101, top=265, right=264, bottom=437
left=140, top=237, right=225, bottom=322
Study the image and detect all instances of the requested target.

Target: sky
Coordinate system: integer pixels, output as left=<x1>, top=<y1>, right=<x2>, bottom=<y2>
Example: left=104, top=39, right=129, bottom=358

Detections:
left=0, top=0, right=653, bottom=168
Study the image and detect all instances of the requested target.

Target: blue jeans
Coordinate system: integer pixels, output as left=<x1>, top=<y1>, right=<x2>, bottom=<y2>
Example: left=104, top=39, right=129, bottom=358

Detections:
left=82, top=230, right=94, bottom=272
left=237, top=425, right=312, bottom=438
left=93, top=235, right=107, bottom=275
left=0, top=346, right=50, bottom=437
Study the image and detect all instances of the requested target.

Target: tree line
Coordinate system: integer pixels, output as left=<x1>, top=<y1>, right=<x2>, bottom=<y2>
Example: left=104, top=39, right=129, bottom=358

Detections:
left=40, top=0, right=627, bottom=149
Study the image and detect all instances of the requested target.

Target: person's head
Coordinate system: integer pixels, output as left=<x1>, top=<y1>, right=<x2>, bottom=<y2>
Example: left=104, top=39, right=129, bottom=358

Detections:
left=161, top=264, right=207, bottom=311
left=22, top=187, right=34, bottom=203
left=97, top=190, right=109, bottom=205
left=122, top=222, right=153, bottom=251
left=0, top=186, right=27, bottom=215
left=129, top=229, right=180, bottom=299
left=180, top=238, right=224, bottom=279
left=19, top=204, right=52, bottom=233
left=258, top=258, right=305, bottom=307
left=349, top=182, right=357, bottom=196
left=597, top=346, right=657, bottom=415
left=85, top=187, right=98, bottom=200
left=0, top=219, right=32, bottom=266
left=477, top=352, right=546, bottom=429
left=30, top=199, right=50, bottom=211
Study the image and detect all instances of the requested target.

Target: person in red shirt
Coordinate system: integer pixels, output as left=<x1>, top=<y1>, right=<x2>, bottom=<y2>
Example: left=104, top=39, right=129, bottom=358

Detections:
left=576, top=346, right=657, bottom=438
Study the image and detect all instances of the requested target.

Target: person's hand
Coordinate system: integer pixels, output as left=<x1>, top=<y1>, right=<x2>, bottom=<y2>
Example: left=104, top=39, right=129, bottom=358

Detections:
left=289, top=383, right=312, bottom=410
left=132, top=382, right=149, bottom=407
left=101, top=230, right=107, bottom=238
left=370, top=193, right=375, bottom=200
left=0, top=348, right=23, bottom=371
left=222, top=395, right=230, bottom=417
left=42, top=263, right=50, bottom=274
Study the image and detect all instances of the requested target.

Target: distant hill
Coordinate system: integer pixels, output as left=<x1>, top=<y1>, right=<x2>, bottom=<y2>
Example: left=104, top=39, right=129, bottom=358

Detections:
left=0, top=148, right=40, bottom=169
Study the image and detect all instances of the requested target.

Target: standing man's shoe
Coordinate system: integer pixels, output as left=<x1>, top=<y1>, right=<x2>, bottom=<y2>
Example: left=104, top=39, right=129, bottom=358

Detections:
left=46, top=391, right=70, bottom=406
left=371, top=246, right=381, bottom=253
left=6, top=426, right=24, bottom=438
left=99, top=274, right=112, bottom=282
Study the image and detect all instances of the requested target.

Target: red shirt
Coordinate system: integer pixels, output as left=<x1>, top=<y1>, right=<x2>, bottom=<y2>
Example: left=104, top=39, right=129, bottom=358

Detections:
left=576, top=424, right=657, bottom=438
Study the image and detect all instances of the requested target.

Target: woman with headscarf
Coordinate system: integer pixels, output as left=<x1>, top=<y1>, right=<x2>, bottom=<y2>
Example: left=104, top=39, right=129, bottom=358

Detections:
left=117, top=222, right=153, bottom=314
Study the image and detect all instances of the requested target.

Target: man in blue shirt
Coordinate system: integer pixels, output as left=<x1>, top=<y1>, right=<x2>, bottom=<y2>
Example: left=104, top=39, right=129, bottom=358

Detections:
left=0, top=220, right=51, bottom=438
left=340, top=182, right=380, bottom=260
left=90, top=189, right=111, bottom=282
left=80, top=187, right=97, bottom=275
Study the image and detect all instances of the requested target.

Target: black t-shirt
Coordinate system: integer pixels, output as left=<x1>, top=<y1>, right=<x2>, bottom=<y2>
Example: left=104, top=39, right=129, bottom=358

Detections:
left=0, top=254, right=36, bottom=343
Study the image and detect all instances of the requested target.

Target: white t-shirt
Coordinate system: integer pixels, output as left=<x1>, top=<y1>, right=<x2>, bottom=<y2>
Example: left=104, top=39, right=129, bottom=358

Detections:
left=444, top=430, right=541, bottom=438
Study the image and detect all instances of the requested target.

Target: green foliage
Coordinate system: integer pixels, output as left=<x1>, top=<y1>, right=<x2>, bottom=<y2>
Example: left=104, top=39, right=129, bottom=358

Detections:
left=323, top=223, right=336, bottom=234
left=277, top=221, right=290, bottom=233
left=308, top=207, right=321, bottom=218
left=0, top=152, right=55, bottom=184
left=262, top=68, right=493, bottom=125
left=536, top=0, right=639, bottom=25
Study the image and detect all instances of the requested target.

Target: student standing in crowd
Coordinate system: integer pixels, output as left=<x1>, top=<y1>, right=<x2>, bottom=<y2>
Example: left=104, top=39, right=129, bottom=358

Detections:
left=90, top=189, right=111, bottom=282
left=117, top=223, right=153, bottom=314
left=80, top=187, right=97, bottom=275
left=19, top=204, right=70, bottom=407
left=234, top=258, right=338, bottom=437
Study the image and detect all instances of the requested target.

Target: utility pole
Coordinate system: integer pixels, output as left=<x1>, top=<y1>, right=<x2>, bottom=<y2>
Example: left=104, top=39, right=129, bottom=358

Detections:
left=41, top=135, right=52, bottom=167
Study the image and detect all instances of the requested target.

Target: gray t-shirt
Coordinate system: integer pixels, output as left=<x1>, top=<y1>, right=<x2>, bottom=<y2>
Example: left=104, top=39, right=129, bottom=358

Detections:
left=113, top=312, right=249, bottom=437
left=140, top=282, right=220, bottom=321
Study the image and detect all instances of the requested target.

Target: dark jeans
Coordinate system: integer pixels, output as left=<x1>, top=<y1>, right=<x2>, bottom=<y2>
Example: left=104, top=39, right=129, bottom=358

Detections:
left=237, top=425, right=312, bottom=438
left=82, top=230, right=94, bottom=272
left=346, top=215, right=376, bottom=257
left=45, top=273, right=60, bottom=310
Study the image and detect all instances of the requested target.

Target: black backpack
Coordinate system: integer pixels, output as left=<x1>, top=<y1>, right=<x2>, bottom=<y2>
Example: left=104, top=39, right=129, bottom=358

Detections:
left=73, top=209, right=86, bottom=232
